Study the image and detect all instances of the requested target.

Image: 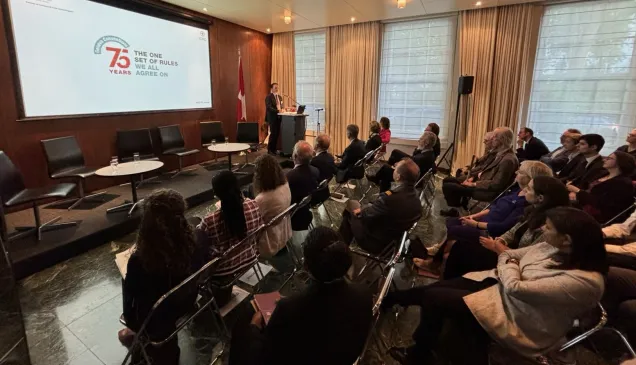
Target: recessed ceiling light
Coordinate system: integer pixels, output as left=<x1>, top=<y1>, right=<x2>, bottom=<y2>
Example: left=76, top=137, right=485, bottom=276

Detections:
left=475, top=1, right=482, bottom=5
left=350, top=16, right=356, bottom=22
left=202, top=7, right=207, bottom=11
left=397, top=0, right=406, bottom=9
left=266, top=28, right=271, bottom=33
left=284, top=15, right=292, bottom=24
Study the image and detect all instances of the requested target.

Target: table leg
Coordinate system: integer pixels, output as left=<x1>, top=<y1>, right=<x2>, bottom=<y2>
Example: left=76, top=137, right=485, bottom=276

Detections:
left=227, top=153, right=232, bottom=170
left=130, top=175, right=138, bottom=202
left=107, top=175, right=139, bottom=215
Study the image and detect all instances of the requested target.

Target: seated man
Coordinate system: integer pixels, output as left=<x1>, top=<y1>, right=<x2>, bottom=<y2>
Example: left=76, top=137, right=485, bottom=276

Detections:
left=310, top=133, right=337, bottom=183
left=339, top=158, right=422, bottom=254
left=441, top=127, right=519, bottom=216
left=561, top=133, right=607, bottom=189
left=515, top=127, right=549, bottom=161
left=369, top=131, right=437, bottom=191
left=617, top=128, right=636, bottom=158
left=286, top=141, right=320, bottom=231
left=456, top=131, right=495, bottom=179
left=229, top=227, right=373, bottom=365
left=336, top=124, right=366, bottom=183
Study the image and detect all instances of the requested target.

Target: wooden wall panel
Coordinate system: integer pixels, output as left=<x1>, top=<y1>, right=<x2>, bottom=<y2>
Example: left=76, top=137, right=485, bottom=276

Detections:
left=0, top=4, right=272, bottom=192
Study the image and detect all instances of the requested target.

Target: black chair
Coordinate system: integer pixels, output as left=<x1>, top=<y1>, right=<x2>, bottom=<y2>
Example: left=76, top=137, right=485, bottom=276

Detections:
left=157, top=125, right=200, bottom=178
left=309, top=179, right=335, bottom=228
left=41, top=136, right=105, bottom=210
left=0, top=151, right=78, bottom=241
left=116, top=128, right=161, bottom=187
left=200, top=121, right=225, bottom=167
left=236, top=122, right=260, bottom=167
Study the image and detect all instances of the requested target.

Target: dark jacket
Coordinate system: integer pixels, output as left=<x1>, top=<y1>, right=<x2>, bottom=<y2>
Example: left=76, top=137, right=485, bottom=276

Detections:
left=247, top=281, right=373, bottom=365
left=311, top=151, right=337, bottom=183
left=412, top=149, right=437, bottom=176
left=565, top=155, right=608, bottom=190
left=617, top=145, right=636, bottom=158
left=464, top=151, right=496, bottom=180
left=265, top=93, right=283, bottom=125
left=540, top=147, right=571, bottom=173
left=516, top=136, right=550, bottom=161
left=286, top=164, right=320, bottom=230
left=474, top=150, right=519, bottom=192
left=357, top=185, right=422, bottom=254
left=338, top=139, right=367, bottom=171
left=557, top=153, right=585, bottom=180
left=433, top=137, right=441, bottom=158
left=365, top=134, right=382, bottom=152
left=577, top=175, right=634, bottom=224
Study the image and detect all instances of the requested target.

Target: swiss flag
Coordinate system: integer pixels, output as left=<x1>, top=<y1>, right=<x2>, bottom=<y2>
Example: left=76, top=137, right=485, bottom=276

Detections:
left=237, top=52, right=247, bottom=121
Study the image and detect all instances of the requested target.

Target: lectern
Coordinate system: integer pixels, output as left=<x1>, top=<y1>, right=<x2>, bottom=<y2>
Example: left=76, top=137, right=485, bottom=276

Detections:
left=279, top=112, right=308, bottom=156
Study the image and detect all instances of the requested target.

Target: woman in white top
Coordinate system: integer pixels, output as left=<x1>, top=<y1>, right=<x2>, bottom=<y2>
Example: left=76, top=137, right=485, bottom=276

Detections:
left=252, top=154, right=292, bottom=257
left=385, top=207, right=607, bottom=365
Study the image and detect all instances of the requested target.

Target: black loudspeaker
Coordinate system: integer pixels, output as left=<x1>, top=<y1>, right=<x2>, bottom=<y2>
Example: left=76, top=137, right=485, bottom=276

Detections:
left=458, top=76, right=474, bottom=95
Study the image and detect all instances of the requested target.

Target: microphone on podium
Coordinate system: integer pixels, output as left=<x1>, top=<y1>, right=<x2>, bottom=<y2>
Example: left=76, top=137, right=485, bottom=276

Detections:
left=283, top=94, right=300, bottom=106
left=315, top=108, right=324, bottom=111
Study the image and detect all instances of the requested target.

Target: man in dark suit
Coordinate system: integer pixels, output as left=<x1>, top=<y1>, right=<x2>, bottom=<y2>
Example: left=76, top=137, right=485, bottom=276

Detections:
left=229, top=227, right=373, bottom=365
left=516, top=127, right=549, bottom=161
left=369, top=131, right=437, bottom=192
left=265, top=83, right=284, bottom=155
left=339, top=158, right=422, bottom=254
left=616, top=128, right=636, bottom=158
left=311, top=134, right=337, bottom=183
left=336, top=124, right=367, bottom=183
left=562, top=133, right=608, bottom=189
left=286, top=141, right=320, bottom=231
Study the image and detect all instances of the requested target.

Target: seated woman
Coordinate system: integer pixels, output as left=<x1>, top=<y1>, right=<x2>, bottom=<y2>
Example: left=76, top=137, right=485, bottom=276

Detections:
left=229, top=227, right=373, bottom=365
left=369, top=131, right=436, bottom=191
left=379, top=116, right=391, bottom=152
left=365, top=120, right=383, bottom=152
left=425, top=122, right=441, bottom=158
left=567, top=151, right=635, bottom=224
left=252, top=154, right=292, bottom=257
left=440, top=175, right=570, bottom=279
left=119, top=189, right=199, bottom=365
left=198, top=170, right=263, bottom=306
left=386, top=207, right=607, bottom=365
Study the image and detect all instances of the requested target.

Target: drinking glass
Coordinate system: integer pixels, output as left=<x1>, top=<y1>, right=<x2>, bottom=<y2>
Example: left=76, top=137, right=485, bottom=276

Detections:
left=211, top=139, right=217, bottom=146
left=225, top=137, right=229, bottom=144
left=133, top=153, right=140, bottom=164
left=110, top=156, right=119, bottom=173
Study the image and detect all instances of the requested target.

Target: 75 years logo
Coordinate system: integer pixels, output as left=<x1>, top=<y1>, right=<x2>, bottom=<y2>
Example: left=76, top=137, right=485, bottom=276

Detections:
left=93, top=35, right=131, bottom=74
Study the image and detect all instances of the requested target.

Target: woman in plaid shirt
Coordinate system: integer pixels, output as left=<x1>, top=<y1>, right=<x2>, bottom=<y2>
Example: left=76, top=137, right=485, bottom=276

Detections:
left=198, top=171, right=263, bottom=303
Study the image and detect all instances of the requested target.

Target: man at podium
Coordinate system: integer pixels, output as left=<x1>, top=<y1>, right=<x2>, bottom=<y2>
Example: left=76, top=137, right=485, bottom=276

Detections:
left=265, top=82, right=284, bottom=155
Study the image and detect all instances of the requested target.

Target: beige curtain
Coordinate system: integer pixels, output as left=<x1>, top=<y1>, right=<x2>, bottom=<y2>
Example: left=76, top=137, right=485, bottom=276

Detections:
left=271, top=32, right=296, bottom=105
left=325, top=22, right=381, bottom=154
left=453, top=4, right=543, bottom=169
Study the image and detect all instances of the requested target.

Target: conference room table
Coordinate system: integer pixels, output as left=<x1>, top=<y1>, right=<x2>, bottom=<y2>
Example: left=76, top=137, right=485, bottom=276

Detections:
left=95, top=160, right=164, bottom=216
left=207, top=143, right=251, bottom=172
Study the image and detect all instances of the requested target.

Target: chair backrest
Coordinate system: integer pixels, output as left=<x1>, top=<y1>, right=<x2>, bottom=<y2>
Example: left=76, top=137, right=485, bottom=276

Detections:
left=200, top=121, right=225, bottom=146
left=266, top=203, right=297, bottom=228
left=291, top=195, right=312, bottom=218
left=0, top=151, right=26, bottom=206
left=311, top=179, right=331, bottom=206
left=41, top=136, right=86, bottom=177
left=356, top=149, right=377, bottom=167
left=236, top=122, right=259, bottom=144
left=415, top=168, right=433, bottom=188
left=158, top=125, right=186, bottom=152
left=603, top=199, right=636, bottom=227
left=117, top=128, right=155, bottom=162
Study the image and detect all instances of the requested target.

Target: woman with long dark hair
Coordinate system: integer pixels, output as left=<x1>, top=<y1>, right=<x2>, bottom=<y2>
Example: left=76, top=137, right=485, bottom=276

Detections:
left=387, top=207, right=607, bottom=365
left=425, top=122, right=441, bottom=158
left=199, top=171, right=263, bottom=303
left=119, top=189, right=198, bottom=365
left=253, top=154, right=292, bottom=257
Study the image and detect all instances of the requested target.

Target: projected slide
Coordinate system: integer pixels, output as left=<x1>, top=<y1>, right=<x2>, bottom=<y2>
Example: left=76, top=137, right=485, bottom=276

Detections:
left=8, top=0, right=212, bottom=117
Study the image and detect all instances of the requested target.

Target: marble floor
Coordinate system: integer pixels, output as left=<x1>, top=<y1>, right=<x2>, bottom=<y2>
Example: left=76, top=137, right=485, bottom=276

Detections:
left=15, top=175, right=622, bottom=365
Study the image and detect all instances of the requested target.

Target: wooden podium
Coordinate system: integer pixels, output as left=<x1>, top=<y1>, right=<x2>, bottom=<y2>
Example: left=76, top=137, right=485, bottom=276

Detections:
left=279, top=113, right=308, bottom=156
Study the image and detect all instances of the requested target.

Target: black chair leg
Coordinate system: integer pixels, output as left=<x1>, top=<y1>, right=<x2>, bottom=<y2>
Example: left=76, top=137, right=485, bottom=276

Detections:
left=171, top=157, right=197, bottom=178
left=50, top=180, right=107, bottom=210
left=10, top=203, right=78, bottom=241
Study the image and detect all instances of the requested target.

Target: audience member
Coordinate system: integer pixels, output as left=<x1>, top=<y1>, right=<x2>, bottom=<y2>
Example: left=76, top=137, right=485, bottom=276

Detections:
left=440, top=175, right=569, bottom=279
left=311, top=134, right=337, bottom=183
left=339, top=159, right=422, bottom=254
left=456, top=131, right=496, bottom=179
left=365, top=120, right=383, bottom=152
left=286, top=141, right=320, bottom=231
left=567, top=151, right=635, bottom=224
left=602, top=267, right=636, bottom=343
left=369, top=131, right=436, bottom=191
left=425, top=122, right=441, bottom=158
left=603, top=209, right=636, bottom=269
left=252, top=154, right=292, bottom=257
left=562, top=133, right=607, bottom=189
left=120, top=189, right=199, bottom=365
left=541, top=130, right=582, bottom=173
left=386, top=207, right=607, bottom=365
left=516, top=127, right=549, bottom=161
left=199, top=171, right=263, bottom=305
left=379, top=116, right=391, bottom=152
left=617, top=128, right=636, bottom=158
left=229, top=227, right=373, bottom=365
left=336, top=124, right=366, bottom=183
left=441, top=127, right=519, bottom=216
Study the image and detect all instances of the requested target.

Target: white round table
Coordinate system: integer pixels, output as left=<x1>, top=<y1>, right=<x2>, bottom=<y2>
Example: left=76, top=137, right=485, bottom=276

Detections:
left=95, top=160, right=164, bottom=215
left=208, top=143, right=251, bottom=170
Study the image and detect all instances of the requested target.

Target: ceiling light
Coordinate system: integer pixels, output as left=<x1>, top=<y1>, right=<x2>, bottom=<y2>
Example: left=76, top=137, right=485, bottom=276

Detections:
left=350, top=16, right=356, bottom=22
left=475, top=1, right=482, bottom=5
left=284, top=15, right=291, bottom=24
left=266, top=28, right=271, bottom=33
left=202, top=7, right=207, bottom=11
left=397, top=0, right=406, bottom=9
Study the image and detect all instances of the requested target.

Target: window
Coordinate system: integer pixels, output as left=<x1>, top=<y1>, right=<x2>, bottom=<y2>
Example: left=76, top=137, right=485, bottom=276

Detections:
left=295, top=31, right=326, bottom=132
left=378, top=17, right=457, bottom=140
left=527, top=0, right=636, bottom=152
